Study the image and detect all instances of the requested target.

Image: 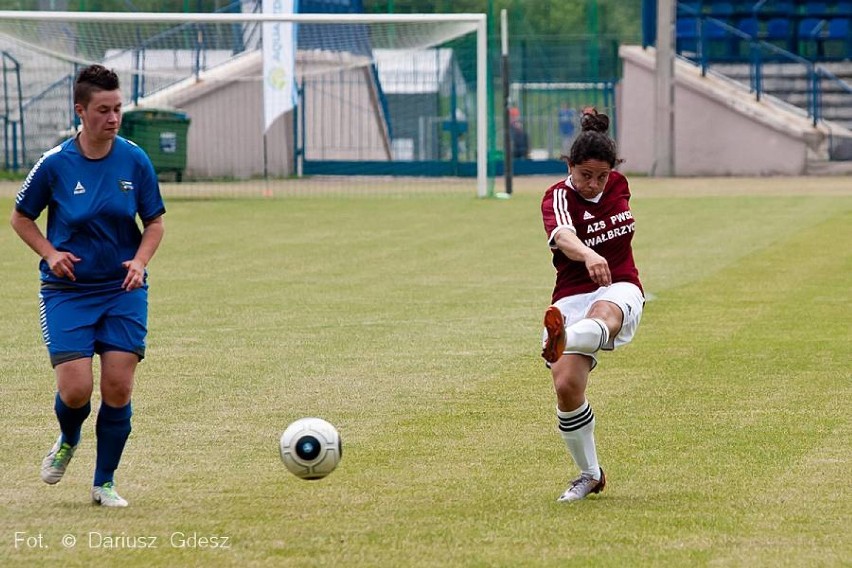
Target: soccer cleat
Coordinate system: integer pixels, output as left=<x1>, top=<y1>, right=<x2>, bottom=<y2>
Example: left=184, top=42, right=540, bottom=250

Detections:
left=40, top=436, right=77, bottom=485
left=92, top=482, right=129, bottom=508
left=541, top=306, right=567, bottom=364
left=557, top=468, right=606, bottom=503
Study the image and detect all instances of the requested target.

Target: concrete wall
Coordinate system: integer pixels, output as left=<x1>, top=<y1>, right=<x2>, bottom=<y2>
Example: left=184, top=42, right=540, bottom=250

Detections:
left=300, top=59, right=391, bottom=161
left=137, top=51, right=390, bottom=179
left=617, top=45, right=831, bottom=176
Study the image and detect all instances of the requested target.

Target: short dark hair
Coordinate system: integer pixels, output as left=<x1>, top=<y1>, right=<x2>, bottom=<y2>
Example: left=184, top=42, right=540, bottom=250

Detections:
left=564, top=107, right=619, bottom=168
left=73, top=64, right=120, bottom=106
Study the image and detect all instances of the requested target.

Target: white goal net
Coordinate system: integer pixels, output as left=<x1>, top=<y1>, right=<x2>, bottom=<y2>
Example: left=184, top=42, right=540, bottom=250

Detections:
left=0, top=10, right=488, bottom=197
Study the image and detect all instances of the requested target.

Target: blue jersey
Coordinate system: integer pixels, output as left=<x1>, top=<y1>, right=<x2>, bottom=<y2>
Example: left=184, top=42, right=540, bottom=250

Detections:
left=558, top=108, right=576, bottom=137
left=15, top=136, right=165, bottom=287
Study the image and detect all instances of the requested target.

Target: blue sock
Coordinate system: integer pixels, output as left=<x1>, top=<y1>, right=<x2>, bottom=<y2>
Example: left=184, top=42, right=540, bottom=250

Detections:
left=54, top=393, right=91, bottom=447
left=94, top=401, right=132, bottom=487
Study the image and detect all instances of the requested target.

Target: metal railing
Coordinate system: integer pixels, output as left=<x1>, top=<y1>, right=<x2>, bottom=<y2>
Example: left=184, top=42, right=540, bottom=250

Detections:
left=101, top=0, right=261, bottom=103
left=1, top=51, right=24, bottom=170
left=2, top=1, right=261, bottom=170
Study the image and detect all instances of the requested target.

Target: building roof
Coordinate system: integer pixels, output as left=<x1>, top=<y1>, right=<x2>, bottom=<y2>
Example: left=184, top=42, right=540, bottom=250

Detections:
left=373, top=48, right=455, bottom=95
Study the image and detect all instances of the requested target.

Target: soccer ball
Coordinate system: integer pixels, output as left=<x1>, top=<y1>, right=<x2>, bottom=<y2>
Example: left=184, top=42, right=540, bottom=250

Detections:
left=279, top=417, right=342, bottom=480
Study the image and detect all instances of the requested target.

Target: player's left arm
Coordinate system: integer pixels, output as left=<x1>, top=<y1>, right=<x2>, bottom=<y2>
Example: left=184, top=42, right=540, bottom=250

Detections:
left=123, top=154, right=166, bottom=291
left=122, top=214, right=164, bottom=291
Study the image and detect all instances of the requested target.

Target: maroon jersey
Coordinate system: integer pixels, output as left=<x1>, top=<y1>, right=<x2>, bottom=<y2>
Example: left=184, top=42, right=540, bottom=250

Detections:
left=541, top=171, right=642, bottom=302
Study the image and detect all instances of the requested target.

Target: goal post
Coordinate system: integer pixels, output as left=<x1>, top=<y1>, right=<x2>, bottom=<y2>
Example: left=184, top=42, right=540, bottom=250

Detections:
left=0, top=10, right=490, bottom=198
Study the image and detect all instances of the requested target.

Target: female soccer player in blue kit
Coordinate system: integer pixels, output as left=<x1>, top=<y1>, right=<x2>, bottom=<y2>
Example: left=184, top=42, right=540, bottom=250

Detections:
left=10, top=65, right=165, bottom=507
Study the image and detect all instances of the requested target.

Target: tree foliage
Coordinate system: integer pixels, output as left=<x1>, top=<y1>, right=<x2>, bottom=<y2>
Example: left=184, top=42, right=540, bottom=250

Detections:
left=362, top=0, right=642, bottom=43
left=5, top=0, right=642, bottom=43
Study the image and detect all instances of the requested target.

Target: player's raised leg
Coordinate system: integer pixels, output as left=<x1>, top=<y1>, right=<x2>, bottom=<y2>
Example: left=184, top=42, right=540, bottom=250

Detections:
left=542, top=305, right=609, bottom=364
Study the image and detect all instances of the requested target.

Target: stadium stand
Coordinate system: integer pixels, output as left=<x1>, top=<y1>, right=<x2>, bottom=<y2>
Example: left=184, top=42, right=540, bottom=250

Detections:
left=675, top=0, right=851, bottom=61
left=668, top=0, right=852, bottom=161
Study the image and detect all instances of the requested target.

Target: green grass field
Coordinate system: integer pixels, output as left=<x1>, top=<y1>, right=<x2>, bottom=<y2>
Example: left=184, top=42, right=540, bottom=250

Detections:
left=0, top=176, right=849, bottom=567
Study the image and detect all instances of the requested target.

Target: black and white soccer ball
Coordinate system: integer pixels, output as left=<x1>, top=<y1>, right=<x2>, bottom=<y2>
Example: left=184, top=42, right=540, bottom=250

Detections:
left=279, top=417, right=342, bottom=480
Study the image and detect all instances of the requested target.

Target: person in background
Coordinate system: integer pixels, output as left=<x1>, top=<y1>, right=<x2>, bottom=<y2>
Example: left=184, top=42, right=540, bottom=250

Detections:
left=539, top=107, right=644, bottom=503
left=10, top=64, right=165, bottom=508
left=510, top=119, right=529, bottom=159
left=558, top=103, right=576, bottom=156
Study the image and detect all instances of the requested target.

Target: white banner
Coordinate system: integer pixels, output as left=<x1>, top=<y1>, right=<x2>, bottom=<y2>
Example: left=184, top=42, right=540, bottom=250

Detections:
left=262, top=0, right=296, bottom=132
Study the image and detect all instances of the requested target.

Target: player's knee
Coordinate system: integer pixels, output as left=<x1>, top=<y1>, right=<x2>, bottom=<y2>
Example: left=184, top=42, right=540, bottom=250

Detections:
left=564, top=318, right=609, bottom=355
left=57, top=381, right=93, bottom=408
left=100, top=378, right=133, bottom=407
left=554, top=375, right=584, bottom=402
left=59, top=389, right=91, bottom=408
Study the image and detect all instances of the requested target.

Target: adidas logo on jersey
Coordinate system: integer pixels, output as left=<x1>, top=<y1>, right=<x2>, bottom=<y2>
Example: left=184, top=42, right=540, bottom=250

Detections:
left=73, top=181, right=86, bottom=195
left=583, top=211, right=594, bottom=220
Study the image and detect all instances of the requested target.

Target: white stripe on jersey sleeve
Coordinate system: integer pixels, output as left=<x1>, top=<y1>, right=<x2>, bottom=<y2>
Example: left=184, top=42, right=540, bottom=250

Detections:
left=548, top=187, right=576, bottom=248
left=15, top=144, right=62, bottom=206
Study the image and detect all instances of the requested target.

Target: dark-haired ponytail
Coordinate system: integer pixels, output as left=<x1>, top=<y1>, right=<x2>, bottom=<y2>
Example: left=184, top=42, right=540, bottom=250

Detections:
left=579, top=106, right=610, bottom=134
left=563, top=106, right=618, bottom=168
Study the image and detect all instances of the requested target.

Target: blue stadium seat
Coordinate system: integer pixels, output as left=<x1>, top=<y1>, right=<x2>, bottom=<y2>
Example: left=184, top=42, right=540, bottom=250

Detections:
left=827, top=17, right=850, bottom=36
left=704, top=18, right=730, bottom=37
left=798, top=17, right=826, bottom=37
left=702, top=16, right=735, bottom=59
left=798, top=17, right=827, bottom=57
left=677, top=17, right=700, bottom=54
left=765, top=17, right=794, bottom=52
left=735, top=17, right=759, bottom=58
left=765, top=1, right=794, bottom=17
left=677, top=1, right=702, bottom=15
left=737, top=17, right=759, bottom=37
left=804, top=2, right=829, bottom=16
left=824, top=18, right=850, bottom=58
left=709, top=1, right=734, bottom=15
left=835, top=2, right=852, bottom=15
left=766, top=17, right=792, bottom=39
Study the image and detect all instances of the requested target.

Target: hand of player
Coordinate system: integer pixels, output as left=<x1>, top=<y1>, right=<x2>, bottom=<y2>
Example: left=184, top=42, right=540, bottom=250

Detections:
left=584, top=251, right=612, bottom=287
left=121, top=259, right=146, bottom=291
left=46, top=250, right=81, bottom=281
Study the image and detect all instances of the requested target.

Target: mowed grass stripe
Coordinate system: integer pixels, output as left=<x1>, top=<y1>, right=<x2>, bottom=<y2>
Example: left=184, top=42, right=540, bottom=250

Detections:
left=687, top=209, right=851, bottom=565
left=606, top=208, right=850, bottom=565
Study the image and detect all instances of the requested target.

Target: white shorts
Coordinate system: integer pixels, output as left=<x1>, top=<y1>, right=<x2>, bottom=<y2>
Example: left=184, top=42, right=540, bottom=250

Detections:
left=542, top=282, right=644, bottom=364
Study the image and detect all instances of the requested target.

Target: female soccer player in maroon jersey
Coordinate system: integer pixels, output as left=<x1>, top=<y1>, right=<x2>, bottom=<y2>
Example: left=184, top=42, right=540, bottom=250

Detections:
left=540, top=108, right=644, bottom=503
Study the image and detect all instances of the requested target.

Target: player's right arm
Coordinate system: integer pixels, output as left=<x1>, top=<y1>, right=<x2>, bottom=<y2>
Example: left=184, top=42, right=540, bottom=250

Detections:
left=10, top=211, right=81, bottom=281
left=551, top=228, right=611, bottom=287
left=542, top=184, right=611, bottom=287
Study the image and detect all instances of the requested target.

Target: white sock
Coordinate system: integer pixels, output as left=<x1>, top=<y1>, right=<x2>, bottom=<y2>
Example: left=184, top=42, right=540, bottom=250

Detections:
left=556, top=400, right=600, bottom=480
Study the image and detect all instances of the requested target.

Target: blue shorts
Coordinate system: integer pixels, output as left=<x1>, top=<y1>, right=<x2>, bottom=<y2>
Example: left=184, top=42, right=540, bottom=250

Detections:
left=38, top=284, right=148, bottom=367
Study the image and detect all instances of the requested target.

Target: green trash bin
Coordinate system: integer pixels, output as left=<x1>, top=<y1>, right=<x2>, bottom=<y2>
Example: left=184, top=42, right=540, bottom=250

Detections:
left=120, top=108, right=190, bottom=181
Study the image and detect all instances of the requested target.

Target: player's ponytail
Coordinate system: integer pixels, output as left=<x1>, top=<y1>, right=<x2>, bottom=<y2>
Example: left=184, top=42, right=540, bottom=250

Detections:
left=563, top=106, right=619, bottom=168
left=579, top=106, right=610, bottom=134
